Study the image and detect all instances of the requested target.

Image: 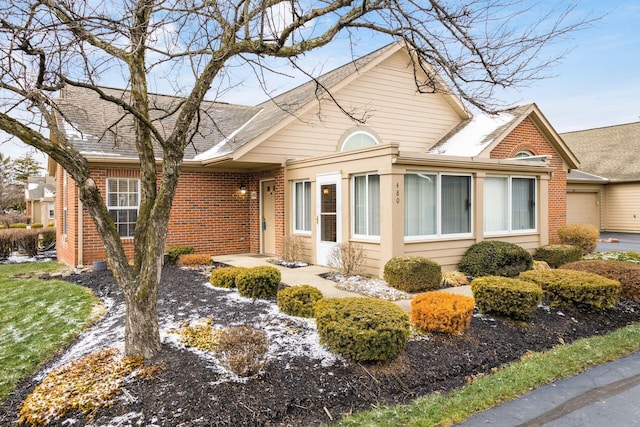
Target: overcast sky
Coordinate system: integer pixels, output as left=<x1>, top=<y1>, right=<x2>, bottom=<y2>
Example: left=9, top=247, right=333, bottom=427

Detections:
left=1, top=0, right=638, bottom=168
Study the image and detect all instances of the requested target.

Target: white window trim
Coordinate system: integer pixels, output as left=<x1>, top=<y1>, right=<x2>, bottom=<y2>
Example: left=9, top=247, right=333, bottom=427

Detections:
left=292, top=180, right=312, bottom=235
left=404, top=172, right=474, bottom=241
left=484, top=175, right=537, bottom=236
left=340, top=131, right=379, bottom=152
left=351, top=172, right=380, bottom=240
left=106, top=178, right=140, bottom=239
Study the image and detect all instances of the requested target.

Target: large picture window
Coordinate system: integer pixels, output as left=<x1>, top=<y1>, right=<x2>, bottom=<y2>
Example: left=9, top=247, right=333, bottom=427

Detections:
left=106, top=178, right=139, bottom=238
left=405, top=173, right=472, bottom=238
left=352, top=173, right=380, bottom=237
left=293, top=180, right=311, bottom=233
left=484, top=176, right=536, bottom=233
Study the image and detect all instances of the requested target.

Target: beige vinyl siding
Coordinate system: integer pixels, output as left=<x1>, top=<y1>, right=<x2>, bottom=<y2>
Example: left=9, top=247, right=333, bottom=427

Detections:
left=404, top=238, right=475, bottom=272
left=604, top=183, right=640, bottom=232
left=241, top=50, right=462, bottom=163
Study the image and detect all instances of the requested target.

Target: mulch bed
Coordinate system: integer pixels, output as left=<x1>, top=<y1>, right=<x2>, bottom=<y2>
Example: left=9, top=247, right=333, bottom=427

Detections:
left=1, top=265, right=639, bottom=426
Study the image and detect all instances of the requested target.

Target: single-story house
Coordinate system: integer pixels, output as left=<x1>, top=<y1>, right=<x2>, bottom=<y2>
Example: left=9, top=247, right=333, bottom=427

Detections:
left=562, top=122, right=640, bottom=232
left=25, top=176, right=56, bottom=225
left=51, top=43, right=579, bottom=275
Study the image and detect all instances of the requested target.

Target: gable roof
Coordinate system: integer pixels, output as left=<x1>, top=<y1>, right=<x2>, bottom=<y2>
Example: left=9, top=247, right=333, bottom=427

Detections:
left=561, top=122, right=640, bottom=181
left=55, top=86, right=260, bottom=161
left=428, top=104, right=580, bottom=169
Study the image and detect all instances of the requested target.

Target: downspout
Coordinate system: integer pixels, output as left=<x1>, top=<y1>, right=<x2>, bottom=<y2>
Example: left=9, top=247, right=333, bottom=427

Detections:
left=77, top=196, right=83, bottom=267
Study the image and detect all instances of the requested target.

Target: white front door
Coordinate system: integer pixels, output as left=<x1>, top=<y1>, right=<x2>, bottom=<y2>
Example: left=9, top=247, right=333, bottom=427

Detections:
left=316, top=173, right=341, bottom=266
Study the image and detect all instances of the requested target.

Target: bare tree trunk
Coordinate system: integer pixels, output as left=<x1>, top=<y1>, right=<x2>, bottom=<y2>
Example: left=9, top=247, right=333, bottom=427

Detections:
left=123, top=279, right=161, bottom=359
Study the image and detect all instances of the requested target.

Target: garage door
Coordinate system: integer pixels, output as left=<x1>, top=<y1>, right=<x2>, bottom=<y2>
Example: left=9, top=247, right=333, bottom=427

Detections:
left=567, top=192, right=600, bottom=230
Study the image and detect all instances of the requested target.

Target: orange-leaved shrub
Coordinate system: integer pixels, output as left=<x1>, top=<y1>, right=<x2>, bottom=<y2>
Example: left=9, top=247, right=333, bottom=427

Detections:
left=177, top=253, right=213, bottom=267
left=410, top=292, right=474, bottom=335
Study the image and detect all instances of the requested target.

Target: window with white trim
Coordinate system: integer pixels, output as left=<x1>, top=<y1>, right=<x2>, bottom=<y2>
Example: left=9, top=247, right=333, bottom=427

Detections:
left=293, top=180, right=311, bottom=233
left=352, top=173, right=380, bottom=237
left=340, top=131, right=378, bottom=151
left=106, top=178, right=140, bottom=238
left=484, top=176, right=536, bottom=233
left=48, top=203, right=55, bottom=220
left=404, top=173, right=472, bottom=238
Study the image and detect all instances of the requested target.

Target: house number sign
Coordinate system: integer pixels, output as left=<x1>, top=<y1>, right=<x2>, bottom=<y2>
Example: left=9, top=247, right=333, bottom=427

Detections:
left=396, top=182, right=400, bottom=204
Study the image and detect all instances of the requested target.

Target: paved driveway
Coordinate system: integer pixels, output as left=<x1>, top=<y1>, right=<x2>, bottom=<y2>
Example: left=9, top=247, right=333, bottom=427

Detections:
left=597, top=232, right=640, bottom=252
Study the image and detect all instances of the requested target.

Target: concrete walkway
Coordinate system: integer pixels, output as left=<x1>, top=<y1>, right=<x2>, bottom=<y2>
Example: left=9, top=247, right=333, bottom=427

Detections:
left=213, top=254, right=473, bottom=312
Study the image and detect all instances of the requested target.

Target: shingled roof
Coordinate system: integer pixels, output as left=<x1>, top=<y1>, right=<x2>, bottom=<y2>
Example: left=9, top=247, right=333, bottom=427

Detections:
left=56, top=44, right=399, bottom=162
left=56, top=86, right=260, bottom=161
left=560, top=122, right=640, bottom=181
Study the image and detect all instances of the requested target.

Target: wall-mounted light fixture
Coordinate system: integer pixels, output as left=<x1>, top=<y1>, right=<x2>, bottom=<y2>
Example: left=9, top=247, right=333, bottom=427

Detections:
left=240, top=185, right=247, bottom=195
left=323, top=187, right=329, bottom=195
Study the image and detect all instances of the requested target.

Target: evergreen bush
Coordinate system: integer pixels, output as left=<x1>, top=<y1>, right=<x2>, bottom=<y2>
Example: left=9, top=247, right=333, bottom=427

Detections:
left=383, top=256, right=442, bottom=292
left=458, top=240, right=533, bottom=278
left=471, top=276, right=542, bottom=320
left=315, top=298, right=410, bottom=362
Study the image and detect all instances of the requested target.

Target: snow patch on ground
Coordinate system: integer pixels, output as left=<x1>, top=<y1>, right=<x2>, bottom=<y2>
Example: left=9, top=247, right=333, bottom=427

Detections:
left=328, top=273, right=412, bottom=301
left=34, top=297, right=123, bottom=381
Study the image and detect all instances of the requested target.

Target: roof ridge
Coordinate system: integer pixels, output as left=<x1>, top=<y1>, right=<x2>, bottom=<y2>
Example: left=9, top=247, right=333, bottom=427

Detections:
left=560, top=120, right=640, bottom=135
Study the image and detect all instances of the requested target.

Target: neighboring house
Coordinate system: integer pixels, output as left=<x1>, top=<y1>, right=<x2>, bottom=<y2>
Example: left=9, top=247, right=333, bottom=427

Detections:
left=51, top=43, right=579, bottom=275
left=562, top=121, right=640, bottom=233
left=25, top=176, right=56, bottom=225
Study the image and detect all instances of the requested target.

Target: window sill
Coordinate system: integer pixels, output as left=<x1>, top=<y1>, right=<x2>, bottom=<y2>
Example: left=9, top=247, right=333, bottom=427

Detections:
left=404, top=234, right=475, bottom=243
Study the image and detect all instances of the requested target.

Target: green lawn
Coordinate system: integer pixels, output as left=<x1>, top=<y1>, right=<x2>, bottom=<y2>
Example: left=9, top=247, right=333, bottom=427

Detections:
left=0, top=262, right=99, bottom=402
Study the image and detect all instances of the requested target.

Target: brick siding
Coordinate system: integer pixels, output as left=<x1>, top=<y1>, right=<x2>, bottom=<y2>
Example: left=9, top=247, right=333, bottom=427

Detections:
left=490, top=117, right=566, bottom=243
left=56, top=165, right=285, bottom=267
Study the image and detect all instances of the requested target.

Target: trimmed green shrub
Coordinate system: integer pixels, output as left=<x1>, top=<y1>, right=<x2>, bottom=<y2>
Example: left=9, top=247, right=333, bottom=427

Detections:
left=411, top=292, right=474, bottom=334
left=534, top=244, right=582, bottom=268
left=458, top=240, right=533, bottom=278
left=315, top=298, right=410, bottom=362
left=236, top=266, right=281, bottom=299
left=209, top=267, right=247, bottom=289
left=165, top=245, right=194, bottom=264
left=557, top=224, right=599, bottom=255
left=520, top=269, right=620, bottom=310
left=471, top=276, right=542, bottom=320
left=9, top=223, right=27, bottom=229
left=31, top=223, right=44, bottom=229
left=560, top=260, right=640, bottom=301
left=383, top=256, right=442, bottom=292
left=277, top=285, right=324, bottom=318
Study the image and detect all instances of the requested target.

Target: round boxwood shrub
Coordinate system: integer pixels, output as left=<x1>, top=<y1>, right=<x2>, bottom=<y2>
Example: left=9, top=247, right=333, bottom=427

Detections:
left=557, top=223, right=599, bottom=255
left=410, top=292, right=474, bottom=334
left=383, top=256, right=442, bottom=292
left=236, top=266, right=282, bottom=299
left=165, top=245, right=194, bottom=264
left=458, top=240, right=533, bottom=278
left=520, top=269, right=620, bottom=310
left=560, top=260, right=640, bottom=301
left=277, top=285, right=324, bottom=318
left=209, top=267, right=247, bottom=289
left=315, top=297, right=410, bottom=362
left=471, top=276, right=542, bottom=320
left=534, top=244, right=582, bottom=268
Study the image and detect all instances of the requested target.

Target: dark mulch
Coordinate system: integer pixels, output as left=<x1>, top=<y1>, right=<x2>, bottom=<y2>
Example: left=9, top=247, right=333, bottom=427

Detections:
left=2, top=265, right=640, bottom=426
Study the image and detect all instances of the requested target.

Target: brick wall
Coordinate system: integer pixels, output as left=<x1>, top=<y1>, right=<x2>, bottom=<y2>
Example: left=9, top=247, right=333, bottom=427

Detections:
left=57, top=165, right=285, bottom=267
left=490, top=117, right=566, bottom=243
left=55, top=167, right=80, bottom=266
